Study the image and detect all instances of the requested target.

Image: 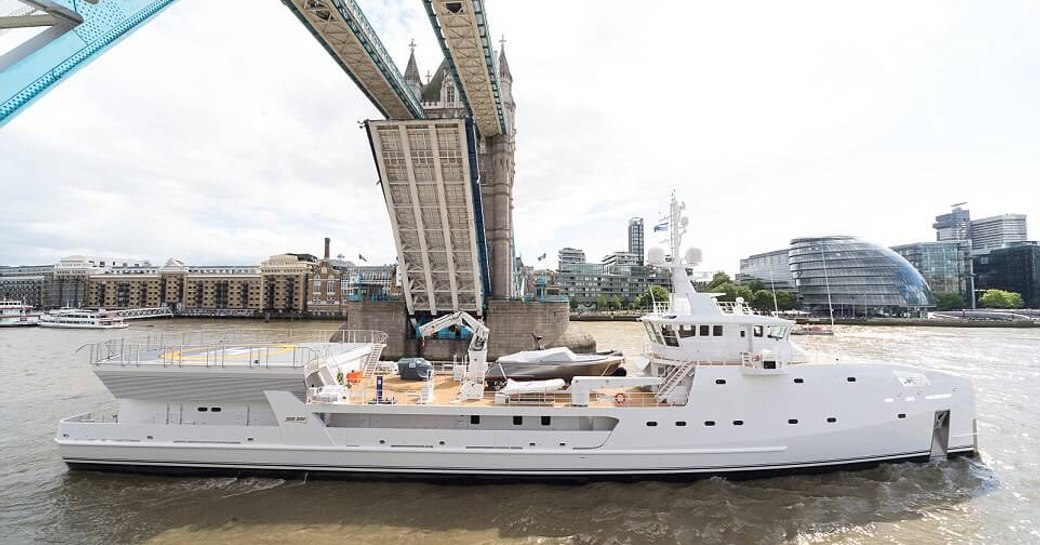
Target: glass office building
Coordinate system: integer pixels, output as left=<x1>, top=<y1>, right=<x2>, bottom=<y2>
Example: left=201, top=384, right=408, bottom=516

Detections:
left=790, top=236, right=934, bottom=318
left=891, top=241, right=970, bottom=301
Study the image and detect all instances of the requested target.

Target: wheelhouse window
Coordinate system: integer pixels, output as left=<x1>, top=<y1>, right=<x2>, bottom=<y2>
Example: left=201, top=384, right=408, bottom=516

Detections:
left=678, top=325, right=695, bottom=338
left=661, top=325, right=679, bottom=347
left=699, top=325, right=710, bottom=336
left=712, top=325, right=724, bottom=336
left=753, top=325, right=764, bottom=337
left=767, top=325, right=788, bottom=339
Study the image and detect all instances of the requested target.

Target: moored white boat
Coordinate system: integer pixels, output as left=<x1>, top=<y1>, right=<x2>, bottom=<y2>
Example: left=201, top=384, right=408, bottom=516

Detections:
left=39, top=308, right=129, bottom=329
left=0, top=300, right=39, bottom=327
left=55, top=195, right=977, bottom=480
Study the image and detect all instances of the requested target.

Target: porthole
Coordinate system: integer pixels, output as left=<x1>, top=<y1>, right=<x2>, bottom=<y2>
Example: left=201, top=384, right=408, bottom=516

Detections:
left=513, top=416, right=523, bottom=426
left=470, top=415, right=480, bottom=425
left=559, top=442, right=567, bottom=447
left=438, top=440, right=446, bottom=446
left=897, top=413, right=906, bottom=419
left=793, top=378, right=804, bottom=384
left=197, top=407, right=208, bottom=412
left=704, top=421, right=716, bottom=427
left=826, top=417, right=837, bottom=423
left=646, top=421, right=658, bottom=427
left=847, top=377, right=857, bottom=383
left=211, top=407, right=222, bottom=413
left=733, top=420, right=744, bottom=426
left=541, top=416, right=551, bottom=426
left=529, top=442, right=536, bottom=447
left=715, top=379, right=726, bottom=385
left=676, top=421, right=687, bottom=427
left=378, top=439, right=386, bottom=444
left=788, top=419, right=798, bottom=425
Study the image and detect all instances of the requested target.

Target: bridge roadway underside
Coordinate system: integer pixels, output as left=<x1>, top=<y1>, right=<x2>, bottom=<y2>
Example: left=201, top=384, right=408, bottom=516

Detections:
left=366, top=119, right=488, bottom=316
left=344, top=299, right=581, bottom=361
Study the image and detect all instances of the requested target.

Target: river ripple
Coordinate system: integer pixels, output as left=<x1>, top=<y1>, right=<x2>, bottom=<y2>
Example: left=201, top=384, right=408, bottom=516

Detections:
left=0, top=320, right=1036, bottom=544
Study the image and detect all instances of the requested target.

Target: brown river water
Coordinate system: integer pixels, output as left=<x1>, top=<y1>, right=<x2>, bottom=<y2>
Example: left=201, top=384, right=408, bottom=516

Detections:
left=0, top=319, right=1037, bottom=544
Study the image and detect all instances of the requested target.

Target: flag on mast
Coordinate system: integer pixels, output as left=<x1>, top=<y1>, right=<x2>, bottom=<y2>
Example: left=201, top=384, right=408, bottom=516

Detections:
left=358, top=254, right=367, bottom=262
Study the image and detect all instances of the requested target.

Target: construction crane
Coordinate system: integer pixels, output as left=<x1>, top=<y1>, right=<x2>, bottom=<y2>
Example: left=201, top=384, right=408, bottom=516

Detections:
left=416, top=311, right=489, bottom=400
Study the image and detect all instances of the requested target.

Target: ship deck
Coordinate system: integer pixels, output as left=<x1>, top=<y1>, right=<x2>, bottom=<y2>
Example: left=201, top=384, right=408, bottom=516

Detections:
left=328, top=372, right=665, bottom=408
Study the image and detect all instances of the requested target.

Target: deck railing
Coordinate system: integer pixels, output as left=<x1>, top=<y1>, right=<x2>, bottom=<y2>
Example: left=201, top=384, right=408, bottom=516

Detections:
left=77, top=329, right=389, bottom=369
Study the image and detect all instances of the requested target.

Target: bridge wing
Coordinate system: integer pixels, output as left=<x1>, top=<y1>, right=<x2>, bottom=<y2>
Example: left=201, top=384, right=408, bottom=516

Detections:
left=365, top=119, right=490, bottom=316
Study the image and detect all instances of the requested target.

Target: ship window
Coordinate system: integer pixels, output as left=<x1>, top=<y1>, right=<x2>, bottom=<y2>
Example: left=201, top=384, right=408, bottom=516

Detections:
left=715, top=379, right=726, bottom=385
left=513, top=416, right=523, bottom=426
left=470, top=415, right=480, bottom=425
left=541, top=416, right=551, bottom=426
left=646, top=421, right=658, bottom=427
left=826, top=417, right=837, bottom=423
left=699, top=325, right=710, bottom=336
left=712, top=325, right=723, bottom=336
left=678, top=325, right=694, bottom=338
left=211, top=407, right=222, bottom=412
left=704, top=421, right=716, bottom=426
left=197, top=407, right=208, bottom=412
left=753, top=325, right=764, bottom=337
left=733, top=420, right=744, bottom=426
left=661, top=325, right=679, bottom=347
left=897, top=413, right=906, bottom=419
left=675, top=421, right=687, bottom=427
left=788, top=419, right=798, bottom=425
left=767, top=325, right=787, bottom=339
left=740, top=330, right=746, bottom=338
left=847, top=377, right=857, bottom=383
left=794, top=378, right=804, bottom=384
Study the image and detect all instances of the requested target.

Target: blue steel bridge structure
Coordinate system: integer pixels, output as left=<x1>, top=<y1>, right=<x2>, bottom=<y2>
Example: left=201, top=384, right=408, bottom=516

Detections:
left=1, top=0, right=517, bottom=319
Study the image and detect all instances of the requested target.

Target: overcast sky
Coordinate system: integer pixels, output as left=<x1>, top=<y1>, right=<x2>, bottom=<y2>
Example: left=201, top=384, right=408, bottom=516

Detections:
left=2, top=0, right=1038, bottom=274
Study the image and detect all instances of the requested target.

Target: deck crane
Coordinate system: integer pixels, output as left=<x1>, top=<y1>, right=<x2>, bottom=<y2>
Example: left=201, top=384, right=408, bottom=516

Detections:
left=417, top=311, right=489, bottom=401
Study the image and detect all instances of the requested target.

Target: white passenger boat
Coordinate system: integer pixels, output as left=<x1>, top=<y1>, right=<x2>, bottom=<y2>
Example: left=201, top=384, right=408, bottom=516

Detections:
left=56, top=195, right=977, bottom=480
left=39, top=308, right=129, bottom=329
left=0, top=300, right=39, bottom=327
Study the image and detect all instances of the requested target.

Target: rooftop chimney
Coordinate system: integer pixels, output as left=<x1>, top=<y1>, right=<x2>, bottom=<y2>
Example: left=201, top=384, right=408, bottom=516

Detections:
left=324, top=237, right=331, bottom=260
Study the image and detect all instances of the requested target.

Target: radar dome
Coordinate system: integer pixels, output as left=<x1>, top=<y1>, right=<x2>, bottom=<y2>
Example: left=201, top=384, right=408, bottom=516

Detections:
left=647, top=247, right=666, bottom=266
left=684, top=248, right=702, bottom=266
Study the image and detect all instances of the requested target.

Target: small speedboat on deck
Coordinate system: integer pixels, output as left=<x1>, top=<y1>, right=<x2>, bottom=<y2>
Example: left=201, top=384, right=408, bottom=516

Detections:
left=487, top=347, right=625, bottom=381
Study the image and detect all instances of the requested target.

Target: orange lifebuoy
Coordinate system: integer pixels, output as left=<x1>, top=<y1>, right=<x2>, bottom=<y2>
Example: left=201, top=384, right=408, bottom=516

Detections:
left=614, top=392, right=628, bottom=405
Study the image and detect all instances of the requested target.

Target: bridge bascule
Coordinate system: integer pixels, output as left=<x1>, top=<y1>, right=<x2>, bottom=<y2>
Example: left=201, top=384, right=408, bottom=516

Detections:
left=1, top=0, right=517, bottom=320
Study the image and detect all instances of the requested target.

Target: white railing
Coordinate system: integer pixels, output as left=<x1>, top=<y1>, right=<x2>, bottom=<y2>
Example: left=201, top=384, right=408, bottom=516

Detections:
left=77, top=329, right=389, bottom=369
left=716, top=301, right=758, bottom=315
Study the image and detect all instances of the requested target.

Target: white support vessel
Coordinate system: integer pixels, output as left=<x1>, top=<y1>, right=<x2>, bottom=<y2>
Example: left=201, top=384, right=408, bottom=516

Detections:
left=56, top=196, right=977, bottom=480
left=39, top=308, right=129, bottom=329
left=0, top=300, right=39, bottom=327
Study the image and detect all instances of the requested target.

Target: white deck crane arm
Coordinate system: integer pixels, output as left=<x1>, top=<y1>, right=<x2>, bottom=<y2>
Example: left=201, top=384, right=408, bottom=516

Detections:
left=417, top=311, right=490, bottom=400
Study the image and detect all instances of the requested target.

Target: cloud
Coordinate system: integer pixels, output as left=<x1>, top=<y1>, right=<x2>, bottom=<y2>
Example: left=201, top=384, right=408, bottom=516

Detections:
left=2, top=0, right=1038, bottom=277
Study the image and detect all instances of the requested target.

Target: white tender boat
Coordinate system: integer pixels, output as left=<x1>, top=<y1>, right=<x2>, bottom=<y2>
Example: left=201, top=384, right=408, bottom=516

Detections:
left=488, top=347, right=625, bottom=381
left=55, top=195, right=977, bottom=480
left=0, top=300, right=39, bottom=327
left=39, top=308, right=129, bottom=329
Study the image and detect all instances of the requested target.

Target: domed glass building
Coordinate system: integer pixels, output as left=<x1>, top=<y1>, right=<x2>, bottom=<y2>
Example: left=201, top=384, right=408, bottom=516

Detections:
left=789, top=236, right=934, bottom=318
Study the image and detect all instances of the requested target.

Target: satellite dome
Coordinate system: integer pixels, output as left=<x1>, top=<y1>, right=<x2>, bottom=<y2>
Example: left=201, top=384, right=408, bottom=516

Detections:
left=647, top=247, right=666, bottom=266
left=684, top=247, right=702, bottom=266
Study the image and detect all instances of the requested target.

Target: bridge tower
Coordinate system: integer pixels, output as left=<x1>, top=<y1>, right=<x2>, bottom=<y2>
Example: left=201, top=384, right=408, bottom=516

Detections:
left=409, top=44, right=517, bottom=301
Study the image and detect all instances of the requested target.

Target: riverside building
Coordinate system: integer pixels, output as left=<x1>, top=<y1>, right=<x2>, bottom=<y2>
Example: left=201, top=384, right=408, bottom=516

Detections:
left=737, top=249, right=797, bottom=291
left=975, top=242, right=1040, bottom=309
left=970, top=214, right=1028, bottom=255
left=891, top=242, right=971, bottom=302
left=789, top=236, right=934, bottom=318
